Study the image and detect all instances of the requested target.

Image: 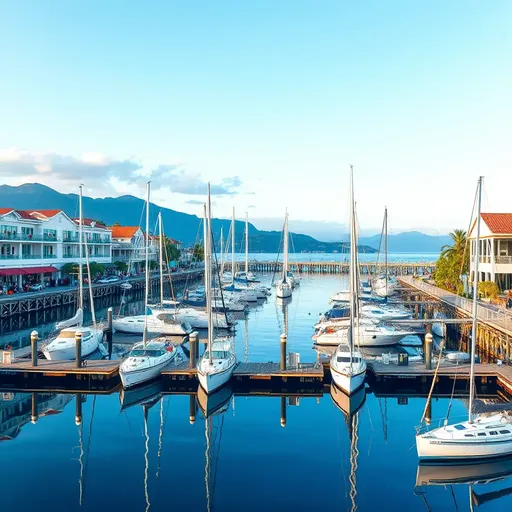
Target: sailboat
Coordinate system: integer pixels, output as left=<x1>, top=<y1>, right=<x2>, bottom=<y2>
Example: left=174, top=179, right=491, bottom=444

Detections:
left=329, top=166, right=367, bottom=395
left=197, top=185, right=237, bottom=394
left=120, top=183, right=179, bottom=389
left=113, top=212, right=193, bottom=336
left=416, top=177, right=512, bottom=461
left=235, top=213, right=258, bottom=283
left=276, top=210, right=292, bottom=299
left=372, top=208, right=397, bottom=298
left=44, top=185, right=103, bottom=360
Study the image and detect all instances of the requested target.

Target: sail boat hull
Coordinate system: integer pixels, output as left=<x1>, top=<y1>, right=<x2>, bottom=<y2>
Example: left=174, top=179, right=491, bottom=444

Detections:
left=416, top=415, right=512, bottom=461
left=198, top=360, right=236, bottom=394
left=276, top=282, right=292, bottom=299
left=331, top=368, right=366, bottom=395
left=43, top=328, right=103, bottom=360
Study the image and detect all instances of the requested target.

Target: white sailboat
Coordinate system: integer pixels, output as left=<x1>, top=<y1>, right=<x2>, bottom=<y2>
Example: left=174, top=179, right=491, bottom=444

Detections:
left=276, top=210, right=292, bottom=299
left=44, top=185, right=103, bottom=360
left=198, top=185, right=237, bottom=394
left=120, top=182, right=178, bottom=389
left=330, top=166, right=367, bottom=395
left=113, top=212, right=193, bottom=336
left=416, top=176, right=512, bottom=461
left=372, top=208, right=398, bottom=298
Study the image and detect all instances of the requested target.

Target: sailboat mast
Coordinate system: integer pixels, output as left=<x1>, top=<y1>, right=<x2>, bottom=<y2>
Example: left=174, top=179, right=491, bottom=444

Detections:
left=468, top=176, right=483, bottom=423
left=384, top=207, right=388, bottom=297
left=245, top=212, right=249, bottom=273
left=142, top=182, right=151, bottom=346
left=220, top=227, right=224, bottom=270
left=231, top=207, right=235, bottom=282
left=206, top=185, right=213, bottom=363
left=158, top=212, right=164, bottom=304
left=78, top=185, right=84, bottom=309
left=349, top=166, right=356, bottom=365
left=283, top=209, right=289, bottom=279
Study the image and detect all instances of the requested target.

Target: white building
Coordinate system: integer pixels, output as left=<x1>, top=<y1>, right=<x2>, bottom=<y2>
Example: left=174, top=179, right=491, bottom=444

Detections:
left=469, top=213, right=512, bottom=292
left=0, top=209, right=112, bottom=289
left=110, top=225, right=157, bottom=271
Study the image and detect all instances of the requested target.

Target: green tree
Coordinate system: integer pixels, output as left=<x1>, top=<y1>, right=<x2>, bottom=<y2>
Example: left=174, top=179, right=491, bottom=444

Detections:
left=114, top=261, right=128, bottom=272
left=60, top=262, right=78, bottom=275
left=164, top=237, right=181, bottom=262
left=434, top=229, right=469, bottom=292
left=85, top=262, right=105, bottom=277
left=149, top=260, right=158, bottom=270
left=478, top=281, right=500, bottom=299
left=192, top=243, right=204, bottom=262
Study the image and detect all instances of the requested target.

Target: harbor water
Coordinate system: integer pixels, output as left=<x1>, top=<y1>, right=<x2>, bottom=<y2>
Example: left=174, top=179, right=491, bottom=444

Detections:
left=1, top=272, right=511, bottom=511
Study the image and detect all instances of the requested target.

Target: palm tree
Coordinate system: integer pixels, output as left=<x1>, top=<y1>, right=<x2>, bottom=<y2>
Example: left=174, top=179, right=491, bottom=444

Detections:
left=440, top=229, right=467, bottom=259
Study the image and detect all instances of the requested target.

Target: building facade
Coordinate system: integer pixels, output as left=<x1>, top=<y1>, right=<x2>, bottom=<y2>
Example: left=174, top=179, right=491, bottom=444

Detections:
left=0, top=209, right=112, bottom=288
left=469, top=213, right=512, bottom=292
left=110, top=226, right=158, bottom=271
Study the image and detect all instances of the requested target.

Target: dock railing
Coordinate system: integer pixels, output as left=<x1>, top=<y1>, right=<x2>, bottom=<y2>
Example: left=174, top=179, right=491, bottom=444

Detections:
left=400, top=276, right=512, bottom=336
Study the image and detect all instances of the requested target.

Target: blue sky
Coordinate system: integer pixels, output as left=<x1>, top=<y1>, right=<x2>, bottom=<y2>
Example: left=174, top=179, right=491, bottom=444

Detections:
left=0, top=1, right=510, bottom=236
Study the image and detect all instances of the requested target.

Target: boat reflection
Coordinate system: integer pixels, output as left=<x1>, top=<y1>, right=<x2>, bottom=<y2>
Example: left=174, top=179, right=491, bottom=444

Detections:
left=119, top=379, right=163, bottom=411
left=415, top=457, right=512, bottom=509
left=198, top=384, right=233, bottom=512
left=0, top=391, right=73, bottom=441
left=330, top=384, right=366, bottom=512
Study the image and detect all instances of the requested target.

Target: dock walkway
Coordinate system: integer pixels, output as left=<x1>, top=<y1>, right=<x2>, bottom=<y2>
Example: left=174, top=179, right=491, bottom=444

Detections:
left=399, top=276, right=512, bottom=336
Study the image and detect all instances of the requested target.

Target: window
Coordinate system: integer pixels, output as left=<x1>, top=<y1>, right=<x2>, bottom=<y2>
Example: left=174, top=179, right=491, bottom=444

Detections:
left=43, top=229, right=57, bottom=240
left=337, top=356, right=351, bottom=363
left=477, top=433, right=486, bottom=437
left=489, top=431, right=498, bottom=435
left=500, top=430, right=511, bottom=435
left=464, top=434, right=474, bottom=437
left=454, top=425, right=467, bottom=431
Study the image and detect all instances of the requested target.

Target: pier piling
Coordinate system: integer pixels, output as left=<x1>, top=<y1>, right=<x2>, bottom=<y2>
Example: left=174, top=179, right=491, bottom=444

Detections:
left=425, top=333, right=433, bottom=370
left=189, top=331, right=198, bottom=369
left=107, top=307, right=113, bottom=358
left=280, top=333, right=287, bottom=371
left=280, top=396, right=287, bottom=427
left=189, top=394, right=197, bottom=424
left=31, top=330, right=38, bottom=367
left=75, top=393, right=83, bottom=425
left=31, top=392, right=38, bottom=424
left=75, top=332, right=83, bottom=369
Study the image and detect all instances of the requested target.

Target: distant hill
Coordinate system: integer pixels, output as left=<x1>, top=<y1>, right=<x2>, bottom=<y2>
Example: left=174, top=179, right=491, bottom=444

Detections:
left=0, top=183, right=377, bottom=253
left=358, top=231, right=449, bottom=254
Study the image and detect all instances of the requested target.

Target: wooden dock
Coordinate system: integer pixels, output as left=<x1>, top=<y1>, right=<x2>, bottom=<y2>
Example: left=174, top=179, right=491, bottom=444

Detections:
left=161, top=360, right=324, bottom=390
left=0, top=358, right=120, bottom=391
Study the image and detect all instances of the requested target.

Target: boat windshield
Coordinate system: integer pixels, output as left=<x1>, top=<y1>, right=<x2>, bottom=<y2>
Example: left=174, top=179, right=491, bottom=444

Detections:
left=203, top=350, right=230, bottom=359
left=59, top=330, right=90, bottom=339
left=130, top=348, right=166, bottom=357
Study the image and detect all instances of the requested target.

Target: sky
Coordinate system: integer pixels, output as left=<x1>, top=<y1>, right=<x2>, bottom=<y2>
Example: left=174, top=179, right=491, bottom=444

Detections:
left=0, top=1, right=511, bottom=237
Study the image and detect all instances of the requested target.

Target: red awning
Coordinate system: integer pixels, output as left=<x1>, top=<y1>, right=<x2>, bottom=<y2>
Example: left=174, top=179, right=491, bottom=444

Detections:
left=0, top=266, right=59, bottom=276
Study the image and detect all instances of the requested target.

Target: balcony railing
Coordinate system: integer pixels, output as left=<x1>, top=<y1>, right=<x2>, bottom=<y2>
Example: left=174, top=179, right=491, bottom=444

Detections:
left=496, top=256, right=512, bottom=264
left=63, top=235, right=80, bottom=242
left=21, top=254, right=42, bottom=259
left=0, top=233, right=60, bottom=242
left=471, top=255, right=512, bottom=264
left=62, top=254, right=79, bottom=259
left=0, top=254, right=18, bottom=260
left=42, top=254, right=58, bottom=259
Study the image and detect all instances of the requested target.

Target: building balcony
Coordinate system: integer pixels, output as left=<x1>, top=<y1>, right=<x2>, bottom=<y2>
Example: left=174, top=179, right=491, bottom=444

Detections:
left=0, top=233, right=60, bottom=242
left=0, top=254, right=19, bottom=260
left=62, top=254, right=79, bottom=259
left=496, top=256, right=512, bottom=264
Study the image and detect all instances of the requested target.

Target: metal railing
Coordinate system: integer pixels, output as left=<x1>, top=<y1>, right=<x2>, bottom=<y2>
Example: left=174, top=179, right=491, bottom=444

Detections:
left=0, top=233, right=60, bottom=242
left=0, top=254, right=18, bottom=260
left=401, top=276, right=512, bottom=334
left=496, top=256, right=512, bottom=264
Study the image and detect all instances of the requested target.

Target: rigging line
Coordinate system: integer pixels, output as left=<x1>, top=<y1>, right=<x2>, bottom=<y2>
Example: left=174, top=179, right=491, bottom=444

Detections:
left=143, top=406, right=150, bottom=512
left=210, top=230, right=230, bottom=328
left=459, top=181, right=479, bottom=279
left=420, top=338, right=446, bottom=425
left=211, top=414, right=225, bottom=506
left=181, top=216, right=205, bottom=303
left=82, top=395, right=97, bottom=500
left=156, top=397, right=164, bottom=480
left=450, top=485, right=459, bottom=512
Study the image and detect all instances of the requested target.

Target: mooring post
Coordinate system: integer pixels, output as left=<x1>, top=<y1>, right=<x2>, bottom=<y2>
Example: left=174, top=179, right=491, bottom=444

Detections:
left=189, top=331, right=198, bottom=368
left=31, top=392, right=38, bottom=424
left=280, top=333, right=287, bottom=371
left=75, top=331, right=83, bottom=368
left=75, top=393, right=83, bottom=426
left=107, top=307, right=113, bottom=358
left=280, top=396, right=287, bottom=427
left=31, top=330, right=38, bottom=367
left=189, top=394, right=197, bottom=424
left=425, top=332, right=433, bottom=370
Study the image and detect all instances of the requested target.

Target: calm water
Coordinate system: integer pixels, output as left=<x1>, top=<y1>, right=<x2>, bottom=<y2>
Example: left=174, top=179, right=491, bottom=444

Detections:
left=229, top=252, right=439, bottom=263
left=1, top=273, right=511, bottom=512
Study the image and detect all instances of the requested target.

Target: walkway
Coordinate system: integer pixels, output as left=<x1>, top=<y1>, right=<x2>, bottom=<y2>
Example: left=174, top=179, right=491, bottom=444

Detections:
left=399, top=276, right=512, bottom=337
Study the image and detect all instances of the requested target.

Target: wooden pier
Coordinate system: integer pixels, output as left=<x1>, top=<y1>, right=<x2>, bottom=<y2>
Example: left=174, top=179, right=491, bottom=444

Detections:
left=161, top=360, right=324, bottom=391
left=0, top=358, right=120, bottom=391
left=0, top=268, right=203, bottom=318
left=223, top=260, right=436, bottom=276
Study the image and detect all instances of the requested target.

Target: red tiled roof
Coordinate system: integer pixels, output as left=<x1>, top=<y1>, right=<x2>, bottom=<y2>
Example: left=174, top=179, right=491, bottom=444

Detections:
left=72, top=217, right=108, bottom=229
left=0, top=208, right=63, bottom=220
left=481, top=213, right=512, bottom=235
left=110, top=226, right=141, bottom=238
left=24, top=209, right=62, bottom=218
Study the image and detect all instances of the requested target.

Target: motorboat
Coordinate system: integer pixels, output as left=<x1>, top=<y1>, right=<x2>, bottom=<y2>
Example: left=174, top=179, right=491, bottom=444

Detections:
left=316, top=323, right=409, bottom=346
left=43, top=327, right=103, bottom=360
left=361, top=304, right=411, bottom=321
left=120, top=339, right=178, bottom=389
left=113, top=312, right=192, bottom=336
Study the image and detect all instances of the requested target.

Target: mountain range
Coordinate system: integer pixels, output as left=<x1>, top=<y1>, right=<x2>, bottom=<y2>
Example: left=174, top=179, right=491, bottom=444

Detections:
left=0, top=183, right=450, bottom=253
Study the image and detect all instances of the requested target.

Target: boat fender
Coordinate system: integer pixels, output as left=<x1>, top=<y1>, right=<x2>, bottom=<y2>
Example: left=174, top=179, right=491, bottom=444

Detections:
left=166, top=345, right=174, bottom=352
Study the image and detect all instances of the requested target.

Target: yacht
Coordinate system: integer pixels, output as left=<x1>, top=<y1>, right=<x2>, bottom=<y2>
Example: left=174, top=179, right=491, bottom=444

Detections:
left=276, top=210, right=293, bottom=299
left=43, top=327, right=103, bottom=360
left=330, top=342, right=367, bottom=395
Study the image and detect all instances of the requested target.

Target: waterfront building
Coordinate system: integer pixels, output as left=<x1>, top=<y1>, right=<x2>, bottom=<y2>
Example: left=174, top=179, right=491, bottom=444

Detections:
left=110, top=225, right=157, bottom=271
left=0, top=209, right=112, bottom=288
left=469, top=213, right=512, bottom=291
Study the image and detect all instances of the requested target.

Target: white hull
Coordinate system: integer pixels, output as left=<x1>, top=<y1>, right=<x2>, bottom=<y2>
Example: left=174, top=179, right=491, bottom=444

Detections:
left=43, top=329, right=103, bottom=360
left=198, top=361, right=236, bottom=393
left=276, top=282, right=292, bottom=299
left=177, top=310, right=229, bottom=329
left=331, top=368, right=366, bottom=395
left=120, top=348, right=177, bottom=389
left=316, top=329, right=405, bottom=347
left=432, top=323, right=444, bottom=337
left=113, top=316, right=191, bottom=335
